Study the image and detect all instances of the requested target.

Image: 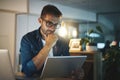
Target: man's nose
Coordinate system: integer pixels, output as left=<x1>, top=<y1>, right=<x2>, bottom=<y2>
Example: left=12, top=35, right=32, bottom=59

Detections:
left=48, top=25, right=56, bottom=30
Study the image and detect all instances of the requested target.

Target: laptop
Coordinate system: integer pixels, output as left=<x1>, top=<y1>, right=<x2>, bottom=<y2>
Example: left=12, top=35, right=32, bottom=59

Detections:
left=40, top=56, right=87, bottom=79
left=0, top=49, right=28, bottom=80
left=0, top=49, right=16, bottom=80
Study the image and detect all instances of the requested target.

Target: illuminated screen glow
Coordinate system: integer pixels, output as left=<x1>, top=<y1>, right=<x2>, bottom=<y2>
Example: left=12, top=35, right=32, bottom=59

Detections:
left=97, top=43, right=105, bottom=49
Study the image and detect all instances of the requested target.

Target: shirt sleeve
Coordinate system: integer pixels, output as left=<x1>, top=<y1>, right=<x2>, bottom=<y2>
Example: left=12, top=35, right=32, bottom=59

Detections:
left=20, top=35, right=37, bottom=76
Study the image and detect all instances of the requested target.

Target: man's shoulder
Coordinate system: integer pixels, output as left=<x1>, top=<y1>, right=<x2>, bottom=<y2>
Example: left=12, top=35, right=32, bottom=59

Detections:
left=23, top=29, right=38, bottom=38
left=21, top=29, right=39, bottom=42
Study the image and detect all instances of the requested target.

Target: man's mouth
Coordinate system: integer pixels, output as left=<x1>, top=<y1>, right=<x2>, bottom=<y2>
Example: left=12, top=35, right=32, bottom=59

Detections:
left=46, top=30, right=54, bottom=34
left=44, top=30, right=54, bottom=36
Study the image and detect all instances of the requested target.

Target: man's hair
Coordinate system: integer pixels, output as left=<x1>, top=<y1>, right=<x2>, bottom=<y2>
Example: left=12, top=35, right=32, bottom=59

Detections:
left=40, top=4, right=62, bottom=18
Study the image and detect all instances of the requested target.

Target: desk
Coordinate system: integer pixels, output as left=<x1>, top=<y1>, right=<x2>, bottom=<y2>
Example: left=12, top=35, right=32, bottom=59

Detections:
left=15, top=72, right=80, bottom=80
left=70, top=51, right=102, bottom=80
left=16, top=77, right=73, bottom=80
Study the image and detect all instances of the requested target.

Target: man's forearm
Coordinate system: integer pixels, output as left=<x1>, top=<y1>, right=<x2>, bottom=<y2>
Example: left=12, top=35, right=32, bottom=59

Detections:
left=32, top=45, right=52, bottom=70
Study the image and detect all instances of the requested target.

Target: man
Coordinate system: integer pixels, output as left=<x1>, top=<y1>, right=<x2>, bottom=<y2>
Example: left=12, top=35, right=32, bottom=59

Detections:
left=20, top=4, right=70, bottom=77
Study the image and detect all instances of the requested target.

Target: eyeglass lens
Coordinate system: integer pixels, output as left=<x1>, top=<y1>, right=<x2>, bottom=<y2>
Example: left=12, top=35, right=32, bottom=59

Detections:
left=42, top=18, right=61, bottom=29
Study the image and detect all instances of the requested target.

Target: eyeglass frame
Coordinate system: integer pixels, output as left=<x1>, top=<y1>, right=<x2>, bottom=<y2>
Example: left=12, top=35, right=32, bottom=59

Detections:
left=41, top=17, right=61, bottom=29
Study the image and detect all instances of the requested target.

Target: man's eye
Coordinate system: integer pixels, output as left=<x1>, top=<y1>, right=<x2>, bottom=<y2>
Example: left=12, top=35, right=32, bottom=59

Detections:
left=47, top=21, right=53, bottom=26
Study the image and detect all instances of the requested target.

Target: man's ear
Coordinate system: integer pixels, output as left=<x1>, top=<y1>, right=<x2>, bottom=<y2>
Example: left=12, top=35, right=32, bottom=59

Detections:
left=38, top=17, right=42, bottom=24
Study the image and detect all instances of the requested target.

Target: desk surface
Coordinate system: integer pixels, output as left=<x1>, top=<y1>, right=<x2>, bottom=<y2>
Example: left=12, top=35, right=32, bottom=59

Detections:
left=70, top=51, right=100, bottom=54
left=15, top=72, right=81, bottom=80
left=16, top=77, right=77, bottom=80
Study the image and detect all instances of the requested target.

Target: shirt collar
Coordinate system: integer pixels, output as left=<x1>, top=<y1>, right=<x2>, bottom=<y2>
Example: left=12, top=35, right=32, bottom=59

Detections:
left=36, top=27, right=42, bottom=40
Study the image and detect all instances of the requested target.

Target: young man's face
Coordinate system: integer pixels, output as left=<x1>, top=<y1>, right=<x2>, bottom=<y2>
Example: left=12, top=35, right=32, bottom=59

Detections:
left=39, top=14, right=61, bottom=36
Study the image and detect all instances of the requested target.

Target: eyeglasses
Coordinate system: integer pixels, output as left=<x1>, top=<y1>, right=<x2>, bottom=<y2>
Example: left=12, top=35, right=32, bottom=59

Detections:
left=42, top=18, right=61, bottom=29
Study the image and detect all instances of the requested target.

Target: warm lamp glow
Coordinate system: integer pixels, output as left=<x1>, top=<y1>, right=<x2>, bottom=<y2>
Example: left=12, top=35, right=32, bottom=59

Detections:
left=57, top=21, right=67, bottom=37
left=58, top=27, right=67, bottom=37
left=72, top=30, right=77, bottom=38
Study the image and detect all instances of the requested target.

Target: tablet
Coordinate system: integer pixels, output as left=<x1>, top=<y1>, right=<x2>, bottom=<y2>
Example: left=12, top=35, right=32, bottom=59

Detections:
left=40, top=56, right=87, bottom=79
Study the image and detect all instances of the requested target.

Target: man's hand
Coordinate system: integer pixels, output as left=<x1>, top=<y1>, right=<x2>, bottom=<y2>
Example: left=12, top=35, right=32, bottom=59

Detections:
left=32, top=33, right=58, bottom=70
left=45, top=33, right=58, bottom=48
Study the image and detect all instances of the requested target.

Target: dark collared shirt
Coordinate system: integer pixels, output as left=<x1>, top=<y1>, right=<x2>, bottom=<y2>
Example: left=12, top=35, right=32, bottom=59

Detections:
left=20, top=27, right=70, bottom=77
